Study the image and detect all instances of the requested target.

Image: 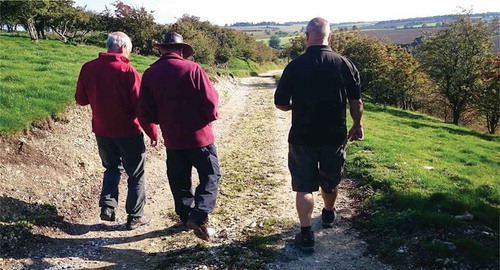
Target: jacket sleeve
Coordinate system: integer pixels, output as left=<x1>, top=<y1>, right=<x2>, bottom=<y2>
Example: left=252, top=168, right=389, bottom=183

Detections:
left=138, top=69, right=160, bottom=125
left=195, top=66, right=219, bottom=122
left=75, top=65, right=89, bottom=106
left=129, top=68, right=158, bottom=141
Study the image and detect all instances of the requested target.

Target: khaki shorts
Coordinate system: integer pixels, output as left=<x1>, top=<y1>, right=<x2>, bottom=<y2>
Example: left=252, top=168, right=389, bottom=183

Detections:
left=288, top=143, right=346, bottom=193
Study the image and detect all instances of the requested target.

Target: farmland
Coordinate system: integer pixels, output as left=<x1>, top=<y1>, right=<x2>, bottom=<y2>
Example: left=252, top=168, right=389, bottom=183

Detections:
left=230, top=12, right=500, bottom=51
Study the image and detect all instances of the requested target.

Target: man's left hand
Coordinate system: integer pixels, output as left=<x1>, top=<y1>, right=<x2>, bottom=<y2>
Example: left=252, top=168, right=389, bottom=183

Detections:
left=348, top=125, right=364, bottom=141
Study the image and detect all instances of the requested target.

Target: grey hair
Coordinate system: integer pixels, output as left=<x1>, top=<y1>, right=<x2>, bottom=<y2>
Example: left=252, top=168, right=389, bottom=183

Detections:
left=106, top=32, right=132, bottom=53
left=306, top=17, right=330, bottom=35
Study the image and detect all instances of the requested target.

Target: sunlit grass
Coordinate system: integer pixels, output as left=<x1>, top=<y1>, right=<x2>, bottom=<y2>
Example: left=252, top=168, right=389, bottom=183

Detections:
left=346, top=102, right=499, bottom=266
left=0, top=34, right=279, bottom=135
left=0, top=34, right=157, bottom=135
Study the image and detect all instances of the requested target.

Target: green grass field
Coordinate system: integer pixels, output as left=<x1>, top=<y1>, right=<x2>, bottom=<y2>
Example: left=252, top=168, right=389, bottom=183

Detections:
left=346, top=102, right=499, bottom=267
left=0, top=34, right=279, bottom=135
left=0, top=34, right=158, bottom=135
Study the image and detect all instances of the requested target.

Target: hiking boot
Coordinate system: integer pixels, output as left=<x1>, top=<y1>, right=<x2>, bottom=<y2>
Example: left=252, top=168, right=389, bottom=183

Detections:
left=322, top=208, right=337, bottom=228
left=126, top=215, right=150, bottom=230
left=100, top=207, right=116, bottom=222
left=186, top=220, right=211, bottom=241
left=295, top=231, right=315, bottom=253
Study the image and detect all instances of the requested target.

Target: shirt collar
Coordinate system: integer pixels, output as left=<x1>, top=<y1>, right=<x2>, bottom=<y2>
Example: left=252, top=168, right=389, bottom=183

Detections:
left=151, top=52, right=183, bottom=66
left=160, top=52, right=183, bottom=60
left=98, top=52, right=130, bottom=63
left=306, top=45, right=332, bottom=53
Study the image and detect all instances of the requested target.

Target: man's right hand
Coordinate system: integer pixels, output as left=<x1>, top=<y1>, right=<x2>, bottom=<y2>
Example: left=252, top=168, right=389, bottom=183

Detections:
left=348, top=125, right=364, bottom=141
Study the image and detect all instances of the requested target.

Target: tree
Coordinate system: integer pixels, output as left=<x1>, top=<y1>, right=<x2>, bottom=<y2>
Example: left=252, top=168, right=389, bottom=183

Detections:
left=269, top=35, right=280, bottom=49
left=417, top=13, right=495, bottom=124
left=474, top=59, right=500, bottom=134
left=0, top=1, right=22, bottom=32
left=285, top=36, right=305, bottom=60
left=0, top=0, right=46, bottom=41
left=104, top=1, right=162, bottom=54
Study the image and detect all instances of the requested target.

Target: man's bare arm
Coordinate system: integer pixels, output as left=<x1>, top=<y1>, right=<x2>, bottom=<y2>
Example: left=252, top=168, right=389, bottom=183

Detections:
left=348, top=99, right=364, bottom=141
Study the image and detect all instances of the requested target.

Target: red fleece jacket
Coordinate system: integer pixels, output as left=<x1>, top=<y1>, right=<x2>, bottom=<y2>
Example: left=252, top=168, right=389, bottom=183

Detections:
left=138, top=53, right=218, bottom=150
left=75, top=53, right=158, bottom=141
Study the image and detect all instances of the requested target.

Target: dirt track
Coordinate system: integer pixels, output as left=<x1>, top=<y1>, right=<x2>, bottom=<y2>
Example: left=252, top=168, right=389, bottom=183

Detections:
left=0, top=73, right=389, bottom=270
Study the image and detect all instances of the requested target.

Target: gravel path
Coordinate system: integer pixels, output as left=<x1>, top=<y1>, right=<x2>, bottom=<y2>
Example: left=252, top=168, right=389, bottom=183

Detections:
left=0, top=73, right=389, bottom=270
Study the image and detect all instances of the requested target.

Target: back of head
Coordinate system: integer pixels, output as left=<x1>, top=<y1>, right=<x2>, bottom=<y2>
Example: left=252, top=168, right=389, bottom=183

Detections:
left=306, top=17, right=330, bottom=46
left=106, top=32, right=133, bottom=55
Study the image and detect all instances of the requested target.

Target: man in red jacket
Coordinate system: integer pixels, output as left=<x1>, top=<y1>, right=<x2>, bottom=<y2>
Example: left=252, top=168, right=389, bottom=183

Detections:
left=139, top=32, right=220, bottom=241
left=75, top=32, right=158, bottom=230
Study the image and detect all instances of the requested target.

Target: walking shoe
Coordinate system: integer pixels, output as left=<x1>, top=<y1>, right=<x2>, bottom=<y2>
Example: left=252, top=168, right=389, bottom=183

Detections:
left=186, top=220, right=211, bottom=241
left=322, top=208, right=337, bottom=228
left=126, top=215, right=150, bottom=230
left=294, top=231, right=315, bottom=253
left=100, top=207, right=116, bottom=222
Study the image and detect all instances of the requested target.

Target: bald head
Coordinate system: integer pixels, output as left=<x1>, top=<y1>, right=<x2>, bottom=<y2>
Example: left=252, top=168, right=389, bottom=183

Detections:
left=106, top=32, right=132, bottom=57
left=305, top=17, right=331, bottom=47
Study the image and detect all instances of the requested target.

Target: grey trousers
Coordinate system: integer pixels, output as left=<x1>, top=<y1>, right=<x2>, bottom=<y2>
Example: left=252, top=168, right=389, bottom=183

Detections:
left=96, top=133, right=146, bottom=217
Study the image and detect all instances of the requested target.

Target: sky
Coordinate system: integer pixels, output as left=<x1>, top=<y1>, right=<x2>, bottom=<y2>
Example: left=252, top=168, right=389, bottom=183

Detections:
left=75, top=0, right=500, bottom=26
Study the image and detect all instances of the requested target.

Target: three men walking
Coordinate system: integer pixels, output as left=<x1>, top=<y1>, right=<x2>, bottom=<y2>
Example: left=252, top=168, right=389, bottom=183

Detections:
left=76, top=17, right=362, bottom=249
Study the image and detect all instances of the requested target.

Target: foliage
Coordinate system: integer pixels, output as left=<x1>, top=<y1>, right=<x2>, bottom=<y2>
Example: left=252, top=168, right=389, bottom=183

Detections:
left=473, top=58, right=500, bottom=134
left=268, top=35, right=280, bottom=49
left=331, top=31, right=434, bottom=111
left=0, top=1, right=278, bottom=67
left=170, top=15, right=278, bottom=66
left=417, top=13, right=496, bottom=125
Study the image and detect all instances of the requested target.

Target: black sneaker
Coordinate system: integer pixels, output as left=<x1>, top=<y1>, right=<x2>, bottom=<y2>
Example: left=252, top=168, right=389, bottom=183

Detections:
left=322, top=208, right=336, bottom=228
left=186, top=220, right=211, bottom=241
left=294, top=231, right=315, bottom=253
left=100, top=207, right=116, bottom=222
left=126, top=215, right=150, bottom=230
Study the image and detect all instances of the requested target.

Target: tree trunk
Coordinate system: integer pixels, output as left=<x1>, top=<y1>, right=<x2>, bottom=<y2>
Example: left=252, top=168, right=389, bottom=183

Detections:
left=486, top=114, right=499, bottom=134
left=49, top=25, right=68, bottom=43
left=26, top=18, right=38, bottom=42
left=452, top=106, right=461, bottom=125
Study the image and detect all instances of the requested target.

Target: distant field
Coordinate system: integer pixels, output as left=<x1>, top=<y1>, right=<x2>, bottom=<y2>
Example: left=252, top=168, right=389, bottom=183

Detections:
left=359, top=27, right=446, bottom=44
left=230, top=24, right=303, bottom=39
left=257, top=35, right=301, bottom=46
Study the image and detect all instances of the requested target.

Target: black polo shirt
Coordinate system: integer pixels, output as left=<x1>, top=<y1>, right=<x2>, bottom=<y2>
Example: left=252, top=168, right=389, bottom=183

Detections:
left=274, top=45, right=361, bottom=146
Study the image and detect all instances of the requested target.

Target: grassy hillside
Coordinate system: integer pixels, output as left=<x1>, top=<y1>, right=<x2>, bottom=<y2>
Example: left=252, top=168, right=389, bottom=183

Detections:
left=0, top=34, right=277, bottom=135
left=0, top=34, right=156, bottom=135
left=346, top=102, right=499, bottom=268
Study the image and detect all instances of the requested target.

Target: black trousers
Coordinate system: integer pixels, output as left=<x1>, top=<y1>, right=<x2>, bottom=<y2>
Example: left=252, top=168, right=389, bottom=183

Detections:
left=166, top=144, right=220, bottom=224
left=96, top=133, right=146, bottom=217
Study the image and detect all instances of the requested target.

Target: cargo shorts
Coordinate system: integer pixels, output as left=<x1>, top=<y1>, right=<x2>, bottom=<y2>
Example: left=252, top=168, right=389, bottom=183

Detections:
left=288, top=143, right=346, bottom=193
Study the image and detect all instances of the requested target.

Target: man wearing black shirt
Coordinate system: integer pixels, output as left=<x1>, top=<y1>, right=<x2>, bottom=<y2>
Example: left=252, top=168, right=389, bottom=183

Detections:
left=274, top=17, right=364, bottom=253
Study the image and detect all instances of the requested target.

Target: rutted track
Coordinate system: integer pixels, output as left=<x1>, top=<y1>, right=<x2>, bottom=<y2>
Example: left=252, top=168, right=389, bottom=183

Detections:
left=0, top=74, right=388, bottom=270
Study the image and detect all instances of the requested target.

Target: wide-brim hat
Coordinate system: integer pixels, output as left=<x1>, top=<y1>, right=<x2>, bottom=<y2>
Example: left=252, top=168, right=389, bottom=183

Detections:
left=154, top=32, right=194, bottom=59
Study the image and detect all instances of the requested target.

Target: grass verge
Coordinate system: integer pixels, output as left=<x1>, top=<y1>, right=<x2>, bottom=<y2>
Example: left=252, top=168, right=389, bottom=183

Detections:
left=346, top=102, right=499, bottom=269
